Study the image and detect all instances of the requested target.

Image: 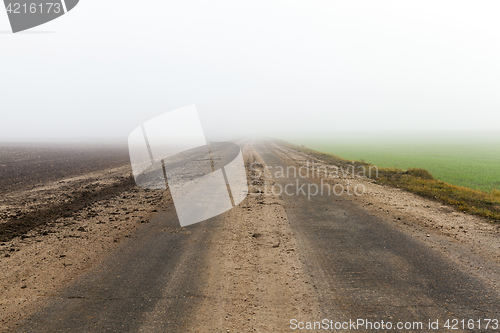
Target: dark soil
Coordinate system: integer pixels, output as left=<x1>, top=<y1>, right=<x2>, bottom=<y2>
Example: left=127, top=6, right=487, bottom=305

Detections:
left=0, top=143, right=133, bottom=242
left=0, top=176, right=135, bottom=242
left=0, top=143, right=130, bottom=194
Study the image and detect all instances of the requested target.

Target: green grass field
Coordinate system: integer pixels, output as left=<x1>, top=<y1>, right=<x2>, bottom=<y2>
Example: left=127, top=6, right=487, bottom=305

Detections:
left=294, top=138, right=500, bottom=193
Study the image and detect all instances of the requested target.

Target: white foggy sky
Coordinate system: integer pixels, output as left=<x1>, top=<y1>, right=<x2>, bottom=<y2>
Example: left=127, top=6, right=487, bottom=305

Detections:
left=1, top=0, right=499, bottom=143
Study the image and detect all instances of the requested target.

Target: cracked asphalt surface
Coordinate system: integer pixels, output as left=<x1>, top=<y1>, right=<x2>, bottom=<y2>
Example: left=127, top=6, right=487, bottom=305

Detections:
left=10, top=141, right=500, bottom=332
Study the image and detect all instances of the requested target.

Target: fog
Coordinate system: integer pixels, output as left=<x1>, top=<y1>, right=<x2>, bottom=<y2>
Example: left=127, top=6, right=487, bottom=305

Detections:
left=1, top=0, right=499, bottom=144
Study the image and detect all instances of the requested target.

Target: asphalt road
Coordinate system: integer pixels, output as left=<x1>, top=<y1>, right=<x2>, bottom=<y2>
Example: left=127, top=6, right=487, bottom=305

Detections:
left=13, top=142, right=240, bottom=332
left=254, top=142, right=500, bottom=331
left=13, top=141, right=500, bottom=332
left=16, top=207, right=220, bottom=332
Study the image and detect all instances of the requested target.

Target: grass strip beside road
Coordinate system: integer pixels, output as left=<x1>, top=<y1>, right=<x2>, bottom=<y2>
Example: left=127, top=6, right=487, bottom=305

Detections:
left=280, top=141, right=500, bottom=223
